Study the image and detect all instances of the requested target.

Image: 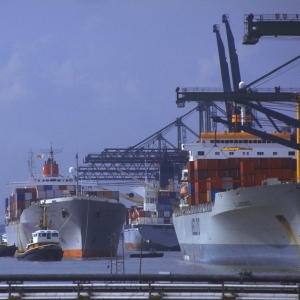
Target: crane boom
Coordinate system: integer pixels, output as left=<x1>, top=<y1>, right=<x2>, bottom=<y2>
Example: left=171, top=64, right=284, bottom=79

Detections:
left=118, top=169, right=159, bottom=192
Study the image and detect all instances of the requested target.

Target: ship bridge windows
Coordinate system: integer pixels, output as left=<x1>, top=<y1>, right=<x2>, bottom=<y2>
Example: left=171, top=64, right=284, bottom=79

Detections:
left=198, top=151, right=205, bottom=156
left=258, top=140, right=262, bottom=144
left=215, top=152, right=220, bottom=155
left=257, top=152, right=264, bottom=155
left=229, top=152, right=234, bottom=155
left=146, top=197, right=155, bottom=203
left=288, top=151, right=295, bottom=156
left=273, top=152, right=278, bottom=155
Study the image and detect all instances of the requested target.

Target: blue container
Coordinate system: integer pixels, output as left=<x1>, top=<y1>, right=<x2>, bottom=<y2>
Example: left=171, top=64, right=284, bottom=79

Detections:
left=16, top=193, right=25, bottom=201
left=292, top=159, right=296, bottom=171
left=44, top=185, right=52, bottom=190
left=157, top=198, right=164, bottom=205
left=188, top=182, right=195, bottom=195
left=164, top=217, right=170, bottom=224
left=157, top=204, right=164, bottom=211
left=163, top=198, right=170, bottom=205
left=164, top=205, right=171, bottom=211
left=4, top=198, right=8, bottom=206
left=169, top=192, right=176, bottom=198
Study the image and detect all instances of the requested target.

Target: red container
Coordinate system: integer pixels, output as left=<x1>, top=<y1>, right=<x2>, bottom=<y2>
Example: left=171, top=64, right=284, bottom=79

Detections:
left=282, top=169, right=293, bottom=180
left=229, top=169, right=240, bottom=179
left=255, top=174, right=267, bottom=186
left=207, top=178, right=223, bottom=190
left=240, top=161, right=256, bottom=175
left=194, top=182, right=207, bottom=193
left=188, top=194, right=195, bottom=206
left=208, top=170, right=219, bottom=178
left=218, top=159, right=228, bottom=170
left=206, top=159, right=219, bottom=170
left=187, top=161, right=194, bottom=172
left=189, top=170, right=195, bottom=181
left=195, top=192, right=207, bottom=204
left=194, top=169, right=208, bottom=180
left=269, top=158, right=282, bottom=169
left=194, top=159, right=206, bottom=170
left=282, top=158, right=292, bottom=169
left=249, top=158, right=261, bottom=169
left=241, top=175, right=255, bottom=187
left=233, top=182, right=242, bottom=189
left=271, top=169, right=283, bottom=179
left=228, top=158, right=240, bottom=169
left=217, top=170, right=229, bottom=177
left=139, top=210, right=146, bottom=217
left=260, top=169, right=271, bottom=176
left=260, top=158, right=271, bottom=169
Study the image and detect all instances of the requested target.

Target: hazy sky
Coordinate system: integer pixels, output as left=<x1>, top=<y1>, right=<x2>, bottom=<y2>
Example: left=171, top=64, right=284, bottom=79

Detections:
left=1, top=1, right=299, bottom=221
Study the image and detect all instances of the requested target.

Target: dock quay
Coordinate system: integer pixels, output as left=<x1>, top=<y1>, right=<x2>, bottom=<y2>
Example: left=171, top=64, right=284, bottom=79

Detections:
left=1, top=273, right=300, bottom=299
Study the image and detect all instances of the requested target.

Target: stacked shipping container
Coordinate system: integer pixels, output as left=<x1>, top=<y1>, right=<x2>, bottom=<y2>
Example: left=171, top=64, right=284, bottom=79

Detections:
left=187, top=157, right=294, bottom=206
left=6, top=185, right=119, bottom=220
left=126, top=191, right=179, bottom=225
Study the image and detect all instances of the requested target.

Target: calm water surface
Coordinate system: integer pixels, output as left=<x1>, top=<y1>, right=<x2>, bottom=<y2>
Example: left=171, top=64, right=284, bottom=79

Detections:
left=1, top=250, right=300, bottom=277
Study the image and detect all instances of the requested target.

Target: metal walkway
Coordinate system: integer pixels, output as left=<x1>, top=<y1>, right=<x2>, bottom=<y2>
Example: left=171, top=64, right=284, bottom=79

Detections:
left=2, top=273, right=300, bottom=299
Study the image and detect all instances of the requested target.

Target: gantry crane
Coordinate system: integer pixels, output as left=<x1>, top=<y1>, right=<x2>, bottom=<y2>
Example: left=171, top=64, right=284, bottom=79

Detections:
left=243, top=13, right=300, bottom=45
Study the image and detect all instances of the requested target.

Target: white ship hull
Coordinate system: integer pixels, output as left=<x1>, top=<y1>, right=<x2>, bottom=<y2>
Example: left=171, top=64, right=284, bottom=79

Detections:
left=6, top=196, right=126, bottom=258
left=124, top=224, right=180, bottom=251
left=173, top=182, right=300, bottom=266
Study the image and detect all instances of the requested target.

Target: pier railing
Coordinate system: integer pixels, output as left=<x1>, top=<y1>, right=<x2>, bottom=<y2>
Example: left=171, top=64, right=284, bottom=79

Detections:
left=2, top=273, right=300, bottom=299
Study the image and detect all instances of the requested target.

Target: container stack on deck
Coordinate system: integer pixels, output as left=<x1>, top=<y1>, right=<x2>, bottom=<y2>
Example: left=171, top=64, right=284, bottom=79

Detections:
left=187, top=157, right=295, bottom=206
left=6, top=186, right=119, bottom=220
left=126, top=190, right=179, bottom=225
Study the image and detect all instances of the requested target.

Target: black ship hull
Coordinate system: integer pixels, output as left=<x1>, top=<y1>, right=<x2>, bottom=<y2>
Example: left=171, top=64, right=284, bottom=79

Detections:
left=0, top=244, right=18, bottom=257
left=17, top=245, right=63, bottom=261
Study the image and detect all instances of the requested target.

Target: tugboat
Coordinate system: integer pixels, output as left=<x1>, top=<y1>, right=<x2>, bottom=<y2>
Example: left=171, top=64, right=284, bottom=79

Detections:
left=16, top=203, right=64, bottom=261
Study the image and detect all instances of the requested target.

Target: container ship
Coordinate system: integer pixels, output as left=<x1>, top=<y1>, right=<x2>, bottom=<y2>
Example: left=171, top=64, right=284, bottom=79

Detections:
left=124, top=180, right=180, bottom=251
left=173, top=130, right=300, bottom=266
left=5, top=147, right=126, bottom=258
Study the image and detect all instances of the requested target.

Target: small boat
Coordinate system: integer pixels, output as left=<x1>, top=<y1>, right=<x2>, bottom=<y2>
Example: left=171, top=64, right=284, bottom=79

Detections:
left=0, top=244, right=18, bottom=257
left=130, top=248, right=164, bottom=258
left=16, top=203, right=64, bottom=261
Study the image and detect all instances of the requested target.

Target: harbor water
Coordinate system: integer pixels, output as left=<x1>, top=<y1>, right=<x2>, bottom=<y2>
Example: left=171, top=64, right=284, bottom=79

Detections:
left=2, top=250, right=300, bottom=277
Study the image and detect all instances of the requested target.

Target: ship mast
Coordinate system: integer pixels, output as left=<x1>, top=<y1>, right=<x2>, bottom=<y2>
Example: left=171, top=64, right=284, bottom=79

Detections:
left=40, top=202, right=52, bottom=230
